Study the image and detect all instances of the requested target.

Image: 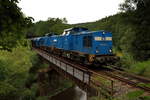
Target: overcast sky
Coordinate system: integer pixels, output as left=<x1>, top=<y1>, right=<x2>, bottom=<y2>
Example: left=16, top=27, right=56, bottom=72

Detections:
left=18, top=0, right=124, bottom=24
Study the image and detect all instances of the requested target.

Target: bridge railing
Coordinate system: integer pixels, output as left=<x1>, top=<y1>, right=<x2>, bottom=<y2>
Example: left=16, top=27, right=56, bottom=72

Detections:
left=34, top=48, right=91, bottom=85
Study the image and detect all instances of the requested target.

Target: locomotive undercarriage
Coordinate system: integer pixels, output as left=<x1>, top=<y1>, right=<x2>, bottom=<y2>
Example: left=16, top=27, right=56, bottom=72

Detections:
left=38, top=46, right=118, bottom=66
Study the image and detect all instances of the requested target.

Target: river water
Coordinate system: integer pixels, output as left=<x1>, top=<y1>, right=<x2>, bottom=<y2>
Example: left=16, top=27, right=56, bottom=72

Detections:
left=51, top=86, right=87, bottom=100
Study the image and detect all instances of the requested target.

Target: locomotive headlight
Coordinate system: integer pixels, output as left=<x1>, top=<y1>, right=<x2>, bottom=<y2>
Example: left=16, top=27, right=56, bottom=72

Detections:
left=109, top=49, right=112, bottom=53
left=96, top=50, right=99, bottom=53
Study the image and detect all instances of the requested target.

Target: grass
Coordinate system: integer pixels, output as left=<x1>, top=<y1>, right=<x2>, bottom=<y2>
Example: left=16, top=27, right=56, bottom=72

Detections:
left=92, top=75, right=112, bottom=88
left=128, top=60, right=150, bottom=77
left=117, top=52, right=150, bottom=78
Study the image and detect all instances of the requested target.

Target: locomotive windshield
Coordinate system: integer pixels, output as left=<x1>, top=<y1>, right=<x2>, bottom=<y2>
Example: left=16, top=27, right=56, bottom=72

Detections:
left=83, top=36, right=92, bottom=48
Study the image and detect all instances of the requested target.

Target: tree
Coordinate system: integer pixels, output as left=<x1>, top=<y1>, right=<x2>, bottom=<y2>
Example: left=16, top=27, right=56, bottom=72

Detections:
left=0, top=47, right=38, bottom=100
left=26, top=18, right=69, bottom=36
left=120, top=0, right=150, bottom=60
left=0, top=0, right=33, bottom=50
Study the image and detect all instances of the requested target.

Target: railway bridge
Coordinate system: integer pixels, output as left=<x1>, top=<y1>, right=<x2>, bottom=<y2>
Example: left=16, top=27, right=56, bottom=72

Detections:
left=33, top=47, right=150, bottom=98
left=33, top=48, right=115, bottom=97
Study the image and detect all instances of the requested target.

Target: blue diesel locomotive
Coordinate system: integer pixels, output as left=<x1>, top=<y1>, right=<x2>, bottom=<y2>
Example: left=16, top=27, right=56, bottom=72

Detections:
left=32, top=27, right=118, bottom=65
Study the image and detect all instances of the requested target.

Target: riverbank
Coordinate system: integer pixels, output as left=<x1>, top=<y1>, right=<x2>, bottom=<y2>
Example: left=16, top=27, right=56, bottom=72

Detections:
left=50, top=86, right=87, bottom=100
left=48, top=80, right=73, bottom=98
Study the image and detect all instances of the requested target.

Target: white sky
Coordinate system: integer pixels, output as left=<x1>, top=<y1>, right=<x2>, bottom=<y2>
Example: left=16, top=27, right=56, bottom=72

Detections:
left=18, top=0, right=124, bottom=24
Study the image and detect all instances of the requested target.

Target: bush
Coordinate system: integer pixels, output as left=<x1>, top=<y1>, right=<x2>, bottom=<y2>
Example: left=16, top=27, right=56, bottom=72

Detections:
left=126, top=90, right=144, bottom=100
left=118, top=53, right=135, bottom=69
left=129, top=60, right=150, bottom=77
left=0, top=46, right=38, bottom=99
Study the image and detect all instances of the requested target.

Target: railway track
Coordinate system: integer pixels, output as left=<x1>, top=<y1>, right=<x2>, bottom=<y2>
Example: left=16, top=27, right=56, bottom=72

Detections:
left=107, top=65, right=150, bottom=83
left=35, top=48, right=150, bottom=93
left=92, top=66, right=150, bottom=93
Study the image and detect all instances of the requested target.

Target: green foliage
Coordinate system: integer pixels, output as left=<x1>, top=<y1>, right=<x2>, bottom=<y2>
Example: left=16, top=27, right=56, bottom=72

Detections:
left=129, top=60, right=150, bottom=77
left=0, top=47, right=38, bottom=99
left=119, top=53, right=135, bottom=69
left=89, top=96, right=100, bottom=100
left=0, top=82, right=17, bottom=98
left=119, top=0, right=150, bottom=60
left=22, top=83, right=38, bottom=100
left=141, top=96, right=150, bottom=100
left=126, top=90, right=144, bottom=100
left=137, top=83, right=150, bottom=89
left=61, top=79, right=73, bottom=89
left=36, top=96, right=48, bottom=100
left=0, top=0, right=33, bottom=50
left=26, top=18, right=70, bottom=37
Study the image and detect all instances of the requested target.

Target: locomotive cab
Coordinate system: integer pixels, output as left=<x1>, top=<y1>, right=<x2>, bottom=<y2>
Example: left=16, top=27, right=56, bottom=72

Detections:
left=92, top=31, right=118, bottom=64
left=93, top=31, right=113, bottom=55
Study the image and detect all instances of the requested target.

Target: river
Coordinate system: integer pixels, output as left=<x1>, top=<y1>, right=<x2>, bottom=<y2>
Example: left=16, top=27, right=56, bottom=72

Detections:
left=51, top=86, right=87, bottom=100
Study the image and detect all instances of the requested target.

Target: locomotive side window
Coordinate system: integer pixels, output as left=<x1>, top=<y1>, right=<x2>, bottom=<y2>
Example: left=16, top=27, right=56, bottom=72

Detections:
left=40, top=39, right=44, bottom=45
left=83, top=36, right=92, bottom=48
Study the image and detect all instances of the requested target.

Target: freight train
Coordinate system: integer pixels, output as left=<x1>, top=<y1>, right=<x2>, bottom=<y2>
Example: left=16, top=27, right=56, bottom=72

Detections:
left=31, top=27, right=118, bottom=66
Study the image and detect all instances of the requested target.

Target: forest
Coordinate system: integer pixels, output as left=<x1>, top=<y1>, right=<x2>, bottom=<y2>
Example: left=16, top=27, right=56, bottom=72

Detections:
left=0, top=0, right=150, bottom=100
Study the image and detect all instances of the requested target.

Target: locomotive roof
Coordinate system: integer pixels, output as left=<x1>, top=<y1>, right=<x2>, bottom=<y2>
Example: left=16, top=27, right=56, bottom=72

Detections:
left=71, top=30, right=111, bottom=35
left=64, top=27, right=88, bottom=32
left=62, top=27, right=89, bottom=35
